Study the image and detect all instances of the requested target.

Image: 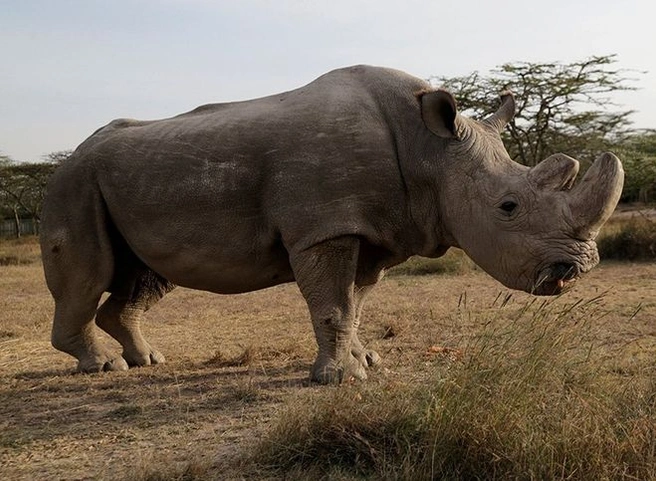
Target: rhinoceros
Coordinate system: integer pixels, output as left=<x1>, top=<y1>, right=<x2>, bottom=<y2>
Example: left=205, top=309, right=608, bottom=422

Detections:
left=40, top=65, right=623, bottom=383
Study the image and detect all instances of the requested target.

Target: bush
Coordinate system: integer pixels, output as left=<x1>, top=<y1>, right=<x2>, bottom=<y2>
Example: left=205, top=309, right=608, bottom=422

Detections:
left=598, top=216, right=656, bottom=260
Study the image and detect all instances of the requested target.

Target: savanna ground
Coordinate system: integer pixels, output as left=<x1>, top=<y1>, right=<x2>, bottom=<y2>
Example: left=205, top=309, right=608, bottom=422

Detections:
left=1, top=213, right=656, bottom=480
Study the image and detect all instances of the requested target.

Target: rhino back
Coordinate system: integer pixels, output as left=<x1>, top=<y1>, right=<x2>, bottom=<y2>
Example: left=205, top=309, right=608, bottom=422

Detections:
left=61, top=66, right=428, bottom=292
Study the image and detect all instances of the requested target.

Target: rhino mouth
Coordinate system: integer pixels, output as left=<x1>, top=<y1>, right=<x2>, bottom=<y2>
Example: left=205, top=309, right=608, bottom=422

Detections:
left=533, top=262, right=580, bottom=296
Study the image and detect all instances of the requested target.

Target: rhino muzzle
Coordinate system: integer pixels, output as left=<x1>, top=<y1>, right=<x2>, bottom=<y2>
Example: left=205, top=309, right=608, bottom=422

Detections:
left=534, top=261, right=581, bottom=296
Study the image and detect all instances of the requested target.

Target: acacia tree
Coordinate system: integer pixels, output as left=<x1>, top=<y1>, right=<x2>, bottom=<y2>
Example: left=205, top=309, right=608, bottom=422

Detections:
left=42, top=149, right=73, bottom=165
left=432, top=55, right=638, bottom=166
left=0, top=158, right=56, bottom=237
left=615, top=130, right=656, bottom=203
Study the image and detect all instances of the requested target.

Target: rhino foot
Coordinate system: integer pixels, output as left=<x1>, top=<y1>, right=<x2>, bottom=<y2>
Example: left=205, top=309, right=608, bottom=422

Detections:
left=311, top=354, right=367, bottom=384
left=77, top=356, right=129, bottom=373
left=124, top=348, right=166, bottom=368
left=352, top=347, right=380, bottom=368
left=364, top=350, right=381, bottom=367
left=351, top=338, right=381, bottom=368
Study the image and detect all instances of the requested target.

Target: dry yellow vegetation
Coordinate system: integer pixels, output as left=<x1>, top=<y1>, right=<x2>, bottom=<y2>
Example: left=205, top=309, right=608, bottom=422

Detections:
left=1, top=237, right=655, bottom=479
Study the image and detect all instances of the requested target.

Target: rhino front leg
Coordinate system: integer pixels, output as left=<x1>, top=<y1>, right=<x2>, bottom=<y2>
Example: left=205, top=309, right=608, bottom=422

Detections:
left=351, top=284, right=381, bottom=368
left=291, top=236, right=366, bottom=384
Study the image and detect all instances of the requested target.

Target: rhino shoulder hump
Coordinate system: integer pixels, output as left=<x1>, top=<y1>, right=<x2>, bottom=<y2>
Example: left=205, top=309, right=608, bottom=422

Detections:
left=106, top=118, right=151, bottom=129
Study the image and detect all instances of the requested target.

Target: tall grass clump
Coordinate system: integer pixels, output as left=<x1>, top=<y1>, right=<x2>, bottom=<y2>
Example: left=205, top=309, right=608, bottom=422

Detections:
left=598, top=216, right=656, bottom=260
left=255, top=297, right=656, bottom=480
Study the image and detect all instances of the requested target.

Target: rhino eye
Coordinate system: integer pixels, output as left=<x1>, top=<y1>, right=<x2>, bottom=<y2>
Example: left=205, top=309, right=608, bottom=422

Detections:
left=499, top=201, right=518, bottom=214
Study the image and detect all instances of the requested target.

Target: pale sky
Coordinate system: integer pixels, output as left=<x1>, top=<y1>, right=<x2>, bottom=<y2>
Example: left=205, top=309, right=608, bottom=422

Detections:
left=1, top=0, right=655, bottom=162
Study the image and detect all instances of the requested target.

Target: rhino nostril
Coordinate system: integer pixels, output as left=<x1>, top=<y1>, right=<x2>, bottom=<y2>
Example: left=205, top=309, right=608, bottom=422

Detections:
left=551, top=262, right=578, bottom=281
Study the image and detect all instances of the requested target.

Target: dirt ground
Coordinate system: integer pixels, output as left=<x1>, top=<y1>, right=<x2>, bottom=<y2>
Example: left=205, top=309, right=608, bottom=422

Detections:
left=1, top=257, right=655, bottom=480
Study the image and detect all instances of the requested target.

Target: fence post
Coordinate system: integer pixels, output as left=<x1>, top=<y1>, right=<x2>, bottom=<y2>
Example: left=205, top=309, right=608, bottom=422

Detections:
left=13, top=209, right=21, bottom=238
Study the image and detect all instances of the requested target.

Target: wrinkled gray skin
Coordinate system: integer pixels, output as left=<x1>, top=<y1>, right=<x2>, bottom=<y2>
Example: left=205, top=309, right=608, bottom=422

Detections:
left=40, top=65, right=624, bottom=383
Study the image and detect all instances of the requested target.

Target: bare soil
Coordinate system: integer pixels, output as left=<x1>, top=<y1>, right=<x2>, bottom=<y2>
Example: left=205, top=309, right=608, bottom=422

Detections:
left=1, top=255, right=655, bottom=480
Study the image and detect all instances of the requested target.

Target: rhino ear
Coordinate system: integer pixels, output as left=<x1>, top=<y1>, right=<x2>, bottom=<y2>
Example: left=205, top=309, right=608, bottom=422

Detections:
left=421, top=89, right=459, bottom=139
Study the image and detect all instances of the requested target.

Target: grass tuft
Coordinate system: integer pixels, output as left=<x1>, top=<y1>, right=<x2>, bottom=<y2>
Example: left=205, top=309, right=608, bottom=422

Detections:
left=254, top=296, right=656, bottom=480
left=205, top=341, right=306, bottom=368
left=126, top=456, right=215, bottom=481
left=0, top=329, right=17, bottom=339
left=205, top=345, right=263, bottom=367
left=107, top=404, right=145, bottom=419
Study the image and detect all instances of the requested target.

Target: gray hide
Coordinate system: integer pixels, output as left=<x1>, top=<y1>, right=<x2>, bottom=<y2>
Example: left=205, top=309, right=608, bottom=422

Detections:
left=40, top=65, right=624, bottom=383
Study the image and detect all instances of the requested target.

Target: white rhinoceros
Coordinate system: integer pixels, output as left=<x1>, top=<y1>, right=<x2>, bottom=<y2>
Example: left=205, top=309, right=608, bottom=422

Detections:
left=40, top=65, right=623, bottom=383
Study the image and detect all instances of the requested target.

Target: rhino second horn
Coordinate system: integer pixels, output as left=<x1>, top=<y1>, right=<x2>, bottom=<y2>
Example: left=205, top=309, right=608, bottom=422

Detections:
left=528, top=153, right=580, bottom=191
left=569, top=152, right=625, bottom=239
left=484, top=91, right=516, bottom=133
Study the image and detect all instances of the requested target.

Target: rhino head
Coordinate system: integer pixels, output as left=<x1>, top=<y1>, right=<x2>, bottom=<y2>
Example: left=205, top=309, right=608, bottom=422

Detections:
left=421, top=90, right=624, bottom=295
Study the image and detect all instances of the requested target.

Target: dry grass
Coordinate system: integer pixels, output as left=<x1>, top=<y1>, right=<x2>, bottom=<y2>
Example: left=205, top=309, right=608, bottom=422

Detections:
left=0, top=235, right=41, bottom=266
left=256, top=295, right=656, bottom=479
left=389, top=249, right=477, bottom=276
left=1, top=237, right=656, bottom=479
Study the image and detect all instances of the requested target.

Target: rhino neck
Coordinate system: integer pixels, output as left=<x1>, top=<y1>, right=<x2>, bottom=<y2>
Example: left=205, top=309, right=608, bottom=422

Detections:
left=370, top=79, right=461, bottom=258
left=393, top=128, right=459, bottom=257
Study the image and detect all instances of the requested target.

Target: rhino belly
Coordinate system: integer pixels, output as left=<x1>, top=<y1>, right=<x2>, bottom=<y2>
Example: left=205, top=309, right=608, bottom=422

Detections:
left=104, top=197, right=294, bottom=294
left=124, top=226, right=295, bottom=294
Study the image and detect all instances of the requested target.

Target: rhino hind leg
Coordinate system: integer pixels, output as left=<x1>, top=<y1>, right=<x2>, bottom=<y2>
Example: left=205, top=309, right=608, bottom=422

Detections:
left=41, top=190, right=129, bottom=373
left=51, top=294, right=130, bottom=373
left=96, top=249, right=176, bottom=368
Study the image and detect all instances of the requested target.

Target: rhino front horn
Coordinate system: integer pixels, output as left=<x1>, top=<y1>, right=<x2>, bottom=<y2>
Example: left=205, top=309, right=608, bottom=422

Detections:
left=569, top=152, right=624, bottom=239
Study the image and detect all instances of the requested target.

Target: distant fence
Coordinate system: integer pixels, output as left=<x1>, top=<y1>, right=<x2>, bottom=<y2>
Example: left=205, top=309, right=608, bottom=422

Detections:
left=0, top=219, right=39, bottom=238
